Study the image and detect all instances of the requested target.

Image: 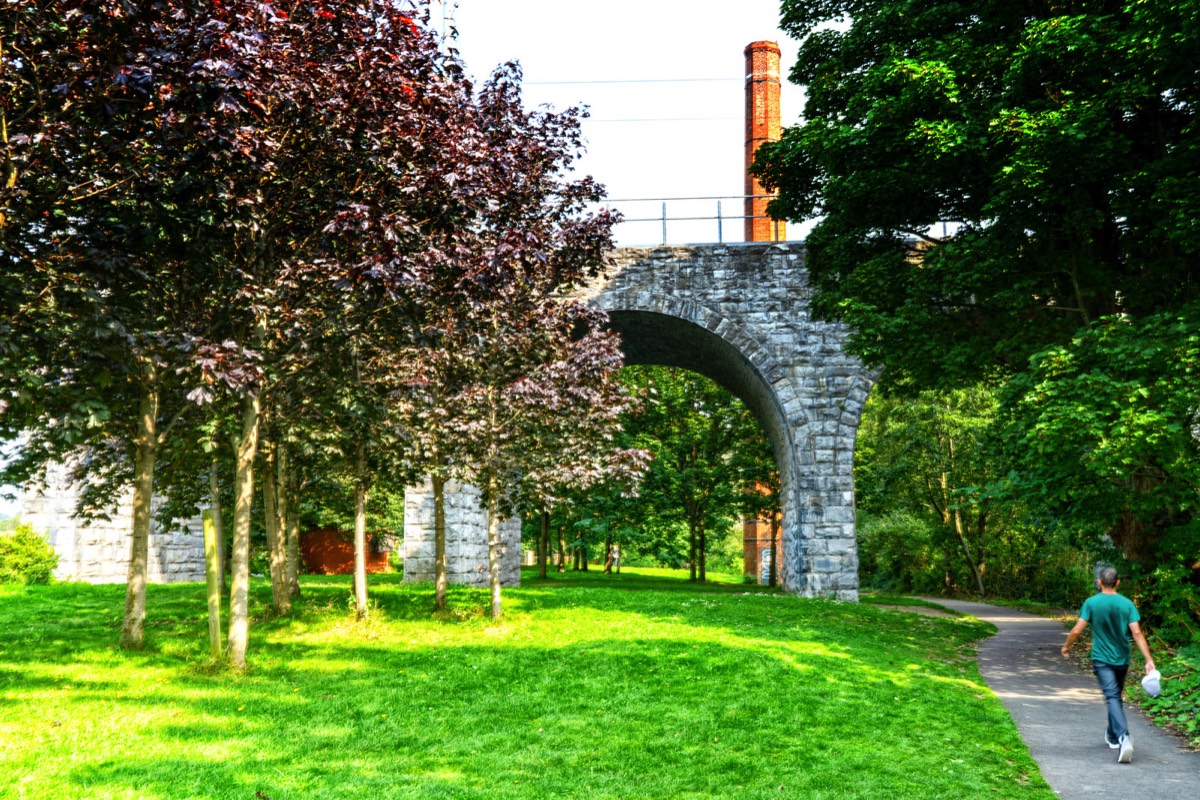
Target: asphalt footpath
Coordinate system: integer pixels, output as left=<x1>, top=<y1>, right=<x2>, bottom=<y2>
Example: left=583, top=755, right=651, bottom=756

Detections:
left=923, top=598, right=1198, bottom=799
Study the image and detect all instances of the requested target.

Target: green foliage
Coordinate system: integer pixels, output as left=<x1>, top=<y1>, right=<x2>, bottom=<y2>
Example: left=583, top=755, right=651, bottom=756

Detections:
left=995, top=308, right=1200, bottom=634
left=1138, top=644, right=1200, bottom=748
left=0, top=523, right=58, bottom=584
left=0, top=572, right=1053, bottom=799
left=758, top=0, right=1200, bottom=388
left=764, top=0, right=1200, bottom=641
left=855, top=384, right=1103, bottom=608
left=857, top=510, right=942, bottom=594
left=560, top=366, right=777, bottom=577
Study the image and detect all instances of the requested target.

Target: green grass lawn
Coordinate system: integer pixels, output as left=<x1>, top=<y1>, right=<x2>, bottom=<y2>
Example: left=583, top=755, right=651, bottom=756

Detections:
left=0, top=567, right=1054, bottom=799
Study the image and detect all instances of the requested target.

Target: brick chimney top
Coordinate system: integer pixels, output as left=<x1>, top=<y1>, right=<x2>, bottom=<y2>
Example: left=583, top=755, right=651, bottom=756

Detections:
left=744, top=41, right=784, bottom=242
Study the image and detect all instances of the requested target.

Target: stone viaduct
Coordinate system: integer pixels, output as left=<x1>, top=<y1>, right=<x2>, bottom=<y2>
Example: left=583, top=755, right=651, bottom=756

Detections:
left=404, top=241, right=875, bottom=601
left=580, top=242, right=873, bottom=600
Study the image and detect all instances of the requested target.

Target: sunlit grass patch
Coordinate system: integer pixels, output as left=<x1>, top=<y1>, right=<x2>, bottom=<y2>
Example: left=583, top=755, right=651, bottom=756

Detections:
left=0, top=569, right=1052, bottom=799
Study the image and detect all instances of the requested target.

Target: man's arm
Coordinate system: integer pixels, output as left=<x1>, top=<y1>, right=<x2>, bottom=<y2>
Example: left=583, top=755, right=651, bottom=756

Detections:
left=1128, top=621, right=1156, bottom=672
left=1061, top=617, right=1088, bottom=658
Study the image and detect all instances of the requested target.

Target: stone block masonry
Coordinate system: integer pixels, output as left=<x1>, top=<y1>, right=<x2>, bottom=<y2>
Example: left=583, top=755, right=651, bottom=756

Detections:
left=17, top=460, right=206, bottom=583
left=402, top=478, right=521, bottom=588
left=568, top=243, right=877, bottom=601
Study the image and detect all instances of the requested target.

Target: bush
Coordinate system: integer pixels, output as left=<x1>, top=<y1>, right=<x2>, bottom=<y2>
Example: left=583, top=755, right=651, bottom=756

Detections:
left=0, top=524, right=59, bottom=585
left=858, top=510, right=943, bottom=594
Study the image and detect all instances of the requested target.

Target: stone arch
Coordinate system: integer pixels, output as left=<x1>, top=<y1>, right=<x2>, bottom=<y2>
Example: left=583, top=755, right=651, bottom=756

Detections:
left=406, top=243, right=870, bottom=599
left=592, top=289, right=822, bottom=596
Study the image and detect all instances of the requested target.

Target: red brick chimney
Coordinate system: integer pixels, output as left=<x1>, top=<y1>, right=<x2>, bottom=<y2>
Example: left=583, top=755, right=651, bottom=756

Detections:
left=744, top=41, right=785, bottom=242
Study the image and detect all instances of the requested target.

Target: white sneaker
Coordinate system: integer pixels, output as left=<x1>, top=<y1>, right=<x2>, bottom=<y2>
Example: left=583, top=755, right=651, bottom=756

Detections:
left=1105, top=732, right=1120, bottom=749
left=1117, top=734, right=1133, bottom=763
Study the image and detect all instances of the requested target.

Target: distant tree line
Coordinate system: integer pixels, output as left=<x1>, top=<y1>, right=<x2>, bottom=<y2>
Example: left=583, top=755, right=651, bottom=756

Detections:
left=533, top=366, right=780, bottom=585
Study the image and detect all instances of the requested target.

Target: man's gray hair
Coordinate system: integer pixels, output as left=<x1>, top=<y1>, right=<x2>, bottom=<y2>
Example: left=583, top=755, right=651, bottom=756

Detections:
left=1098, top=567, right=1119, bottom=588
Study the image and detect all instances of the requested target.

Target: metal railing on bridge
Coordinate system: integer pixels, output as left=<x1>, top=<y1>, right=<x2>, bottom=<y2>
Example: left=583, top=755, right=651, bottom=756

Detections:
left=595, top=195, right=786, bottom=246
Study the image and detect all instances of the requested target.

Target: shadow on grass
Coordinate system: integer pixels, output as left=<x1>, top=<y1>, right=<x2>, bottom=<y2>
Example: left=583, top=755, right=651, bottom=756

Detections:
left=0, top=572, right=1046, bottom=800
left=55, top=636, right=1037, bottom=800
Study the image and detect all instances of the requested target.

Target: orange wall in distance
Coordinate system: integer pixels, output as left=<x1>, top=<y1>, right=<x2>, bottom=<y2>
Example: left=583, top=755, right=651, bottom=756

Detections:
left=300, top=527, right=391, bottom=575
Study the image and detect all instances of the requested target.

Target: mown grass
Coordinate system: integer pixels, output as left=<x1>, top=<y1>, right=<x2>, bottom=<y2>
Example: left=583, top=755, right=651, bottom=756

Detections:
left=0, top=568, right=1054, bottom=799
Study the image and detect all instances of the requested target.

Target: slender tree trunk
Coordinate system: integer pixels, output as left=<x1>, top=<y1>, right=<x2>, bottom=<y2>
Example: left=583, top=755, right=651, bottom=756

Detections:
left=538, top=510, right=549, bottom=579
left=603, top=535, right=614, bottom=574
left=275, top=442, right=297, bottom=604
left=278, top=443, right=300, bottom=598
left=572, top=540, right=581, bottom=571
left=228, top=391, right=261, bottom=670
left=941, top=470, right=984, bottom=595
left=120, top=367, right=158, bottom=649
left=433, top=473, right=448, bottom=611
left=208, top=458, right=226, bottom=593
left=486, top=480, right=503, bottom=619
left=699, top=527, right=707, bottom=582
left=202, top=509, right=222, bottom=660
left=768, top=513, right=780, bottom=588
left=581, top=540, right=589, bottom=571
left=261, top=437, right=289, bottom=613
left=285, top=503, right=301, bottom=598
left=954, top=506, right=985, bottom=595
left=688, top=522, right=697, bottom=582
left=557, top=526, right=566, bottom=573
left=353, top=442, right=369, bottom=620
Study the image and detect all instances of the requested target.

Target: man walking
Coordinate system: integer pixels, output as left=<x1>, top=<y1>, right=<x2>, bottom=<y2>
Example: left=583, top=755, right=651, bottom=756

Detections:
left=1061, top=567, right=1156, bottom=764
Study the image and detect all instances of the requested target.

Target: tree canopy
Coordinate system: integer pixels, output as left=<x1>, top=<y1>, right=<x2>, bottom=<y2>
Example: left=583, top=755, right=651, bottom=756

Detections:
left=755, top=0, right=1200, bottom=388
left=1, top=0, right=633, bottom=658
left=757, top=0, right=1200, bottom=633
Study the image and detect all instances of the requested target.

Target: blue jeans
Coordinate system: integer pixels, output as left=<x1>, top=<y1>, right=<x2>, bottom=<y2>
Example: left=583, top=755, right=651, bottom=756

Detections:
left=1092, top=660, right=1130, bottom=740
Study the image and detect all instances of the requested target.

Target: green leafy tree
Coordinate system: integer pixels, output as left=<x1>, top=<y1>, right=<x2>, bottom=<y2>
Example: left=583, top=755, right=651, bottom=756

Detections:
left=995, top=309, right=1200, bottom=636
left=755, top=0, right=1200, bottom=388
left=610, top=366, right=766, bottom=581
left=757, top=0, right=1200, bottom=627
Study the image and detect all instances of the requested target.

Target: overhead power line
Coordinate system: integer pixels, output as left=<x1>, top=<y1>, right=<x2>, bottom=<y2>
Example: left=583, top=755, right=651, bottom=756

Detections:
left=588, top=116, right=737, bottom=123
left=526, top=77, right=741, bottom=86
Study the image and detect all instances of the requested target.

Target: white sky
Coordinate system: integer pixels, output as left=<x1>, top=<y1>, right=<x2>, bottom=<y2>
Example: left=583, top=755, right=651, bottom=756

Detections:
left=445, top=0, right=809, bottom=246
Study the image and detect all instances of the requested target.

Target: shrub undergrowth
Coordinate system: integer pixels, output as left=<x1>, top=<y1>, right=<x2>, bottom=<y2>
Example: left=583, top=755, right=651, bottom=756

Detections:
left=0, top=523, right=58, bottom=584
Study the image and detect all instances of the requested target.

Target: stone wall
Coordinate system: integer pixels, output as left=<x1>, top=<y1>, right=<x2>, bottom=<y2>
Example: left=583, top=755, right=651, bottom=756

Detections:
left=17, top=461, right=206, bottom=584
left=402, top=478, right=521, bottom=588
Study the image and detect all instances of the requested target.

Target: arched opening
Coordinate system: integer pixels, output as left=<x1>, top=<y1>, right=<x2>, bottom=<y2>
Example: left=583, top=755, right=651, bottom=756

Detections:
left=604, top=309, right=796, bottom=586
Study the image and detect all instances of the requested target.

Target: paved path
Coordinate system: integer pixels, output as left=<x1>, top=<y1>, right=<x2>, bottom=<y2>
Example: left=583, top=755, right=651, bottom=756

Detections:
left=922, top=599, right=1197, bottom=798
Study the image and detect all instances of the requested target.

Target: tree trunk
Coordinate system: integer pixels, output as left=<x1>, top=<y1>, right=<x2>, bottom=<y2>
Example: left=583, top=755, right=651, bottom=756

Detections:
left=208, top=458, right=226, bottom=593
left=768, top=513, right=780, bottom=588
left=487, top=481, right=503, bottom=619
left=433, top=473, right=448, bottom=611
left=603, top=535, right=614, bottom=574
left=353, top=442, right=369, bottom=620
left=285, top=503, right=301, bottom=599
left=228, top=391, right=261, bottom=670
left=538, top=510, right=549, bottom=580
left=202, top=509, right=222, bottom=660
left=688, top=523, right=697, bottom=582
left=954, top=506, right=985, bottom=595
left=275, top=442, right=298, bottom=602
left=261, top=437, right=289, bottom=613
left=572, top=540, right=581, bottom=571
left=557, top=526, right=566, bottom=573
left=581, top=540, right=589, bottom=571
left=699, top=527, right=707, bottom=583
left=120, top=368, right=158, bottom=649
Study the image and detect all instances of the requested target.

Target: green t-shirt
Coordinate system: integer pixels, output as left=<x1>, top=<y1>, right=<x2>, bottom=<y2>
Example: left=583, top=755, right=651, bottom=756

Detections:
left=1080, top=592, right=1140, bottom=666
